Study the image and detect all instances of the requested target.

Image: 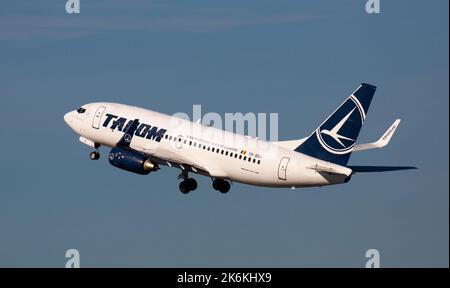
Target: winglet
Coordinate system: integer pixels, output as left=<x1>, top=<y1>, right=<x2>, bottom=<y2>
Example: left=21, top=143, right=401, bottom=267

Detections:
left=353, top=119, right=401, bottom=151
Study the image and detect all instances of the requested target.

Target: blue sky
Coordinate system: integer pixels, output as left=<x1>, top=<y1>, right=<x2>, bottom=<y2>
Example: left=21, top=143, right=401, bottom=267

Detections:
left=0, top=0, right=448, bottom=267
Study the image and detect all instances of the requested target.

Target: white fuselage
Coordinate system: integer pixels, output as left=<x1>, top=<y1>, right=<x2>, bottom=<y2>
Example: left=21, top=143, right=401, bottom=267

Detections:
left=64, top=102, right=351, bottom=188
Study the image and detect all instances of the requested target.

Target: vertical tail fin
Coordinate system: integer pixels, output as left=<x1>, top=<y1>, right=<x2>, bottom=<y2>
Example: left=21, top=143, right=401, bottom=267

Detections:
left=295, top=83, right=376, bottom=165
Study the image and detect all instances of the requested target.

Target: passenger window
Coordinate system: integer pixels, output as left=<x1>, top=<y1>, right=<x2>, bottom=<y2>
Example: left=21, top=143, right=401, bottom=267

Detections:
left=257, top=160, right=261, bottom=164
left=253, top=159, right=256, bottom=163
left=212, top=148, right=215, bottom=152
left=239, top=155, right=242, bottom=159
left=243, top=156, right=246, bottom=161
left=169, top=136, right=172, bottom=141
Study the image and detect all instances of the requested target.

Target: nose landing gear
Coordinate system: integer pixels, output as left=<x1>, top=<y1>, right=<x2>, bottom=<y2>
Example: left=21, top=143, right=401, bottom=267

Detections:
left=89, top=143, right=101, bottom=160
left=89, top=151, right=100, bottom=160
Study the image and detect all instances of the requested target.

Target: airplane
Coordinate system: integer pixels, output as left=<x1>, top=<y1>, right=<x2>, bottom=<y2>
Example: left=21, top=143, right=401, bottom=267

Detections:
left=63, top=83, right=416, bottom=194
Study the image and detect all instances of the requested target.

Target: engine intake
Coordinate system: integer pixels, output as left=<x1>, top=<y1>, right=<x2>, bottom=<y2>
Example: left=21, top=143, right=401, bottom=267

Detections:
left=108, top=147, right=157, bottom=175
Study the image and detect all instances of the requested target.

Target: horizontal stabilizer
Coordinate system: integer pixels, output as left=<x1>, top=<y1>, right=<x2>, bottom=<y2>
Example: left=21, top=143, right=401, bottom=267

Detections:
left=307, top=164, right=353, bottom=177
left=353, top=119, right=401, bottom=151
left=348, top=166, right=417, bottom=173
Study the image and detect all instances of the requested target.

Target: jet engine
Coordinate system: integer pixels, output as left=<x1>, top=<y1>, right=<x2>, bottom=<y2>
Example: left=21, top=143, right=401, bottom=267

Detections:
left=108, top=147, right=157, bottom=175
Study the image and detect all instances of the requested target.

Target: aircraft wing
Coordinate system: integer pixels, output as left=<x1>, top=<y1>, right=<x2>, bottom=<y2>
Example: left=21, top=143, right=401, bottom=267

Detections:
left=353, top=119, right=401, bottom=152
left=138, top=144, right=228, bottom=178
left=193, top=162, right=228, bottom=178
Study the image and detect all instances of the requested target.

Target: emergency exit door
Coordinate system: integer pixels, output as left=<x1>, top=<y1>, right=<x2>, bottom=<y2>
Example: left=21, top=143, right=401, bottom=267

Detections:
left=278, top=157, right=290, bottom=180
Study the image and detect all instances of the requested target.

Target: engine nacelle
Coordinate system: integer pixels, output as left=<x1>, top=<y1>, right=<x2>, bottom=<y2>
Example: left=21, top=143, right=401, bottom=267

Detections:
left=108, top=147, right=157, bottom=175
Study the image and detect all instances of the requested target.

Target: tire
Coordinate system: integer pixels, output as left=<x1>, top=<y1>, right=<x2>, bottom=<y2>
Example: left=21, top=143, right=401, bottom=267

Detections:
left=187, top=178, right=198, bottom=191
left=219, top=181, right=230, bottom=194
left=179, top=181, right=190, bottom=194
left=90, top=151, right=99, bottom=160
left=212, top=179, right=221, bottom=190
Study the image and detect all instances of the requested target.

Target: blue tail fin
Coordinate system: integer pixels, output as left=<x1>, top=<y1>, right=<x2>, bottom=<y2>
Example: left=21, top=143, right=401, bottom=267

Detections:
left=295, top=83, right=376, bottom=166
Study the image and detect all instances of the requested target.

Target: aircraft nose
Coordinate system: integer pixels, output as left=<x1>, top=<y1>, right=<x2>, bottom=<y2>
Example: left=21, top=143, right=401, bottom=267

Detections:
left=64, top=111, right=74, bottom=125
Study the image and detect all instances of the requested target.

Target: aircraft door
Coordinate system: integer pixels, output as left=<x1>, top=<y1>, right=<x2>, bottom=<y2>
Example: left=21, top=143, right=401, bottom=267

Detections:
left=92, top=106, right=106, bottom=129
left=278, top=157, right=290, bottom=180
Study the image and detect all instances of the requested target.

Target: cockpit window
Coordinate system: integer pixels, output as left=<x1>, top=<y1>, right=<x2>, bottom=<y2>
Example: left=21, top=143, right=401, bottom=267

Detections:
left=77, top=108, right=86, bottom=114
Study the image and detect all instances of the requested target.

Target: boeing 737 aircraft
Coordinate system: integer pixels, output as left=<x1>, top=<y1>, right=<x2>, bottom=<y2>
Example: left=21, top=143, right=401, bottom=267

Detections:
left=64, top=83, right=416, bottom=193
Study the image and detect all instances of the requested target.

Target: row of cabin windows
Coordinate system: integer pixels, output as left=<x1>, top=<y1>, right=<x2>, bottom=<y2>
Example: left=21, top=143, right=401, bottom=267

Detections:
left=163, top=134, right=261, bottom=165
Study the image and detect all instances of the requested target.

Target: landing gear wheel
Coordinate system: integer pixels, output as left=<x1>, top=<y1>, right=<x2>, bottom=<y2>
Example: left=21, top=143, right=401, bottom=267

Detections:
left=179, top=178, right=197, bottom=194
left=89, top=151, right=100, bottom=160
left=187, top=178, right=198, bottom=191
left=212, top=179, right=221, bottom=190
left=219, top=181, right=230, bottom=194
left=212, top=179, right=231, bottom=194
left=179, top=181, right=190, bottom=194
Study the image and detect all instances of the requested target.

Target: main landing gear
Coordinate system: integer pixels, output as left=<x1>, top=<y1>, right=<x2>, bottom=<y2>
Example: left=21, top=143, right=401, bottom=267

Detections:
left=179, top=178, right=198, bottom=194
left=178, top=169, right=231, bottom=194
left=212, top=179, right=231, bottom=194
left=179, top=178, right=231, bottom=194
left=89, top=144, right=101, bottom=160
left=178, top=170, right=198, bottom=194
